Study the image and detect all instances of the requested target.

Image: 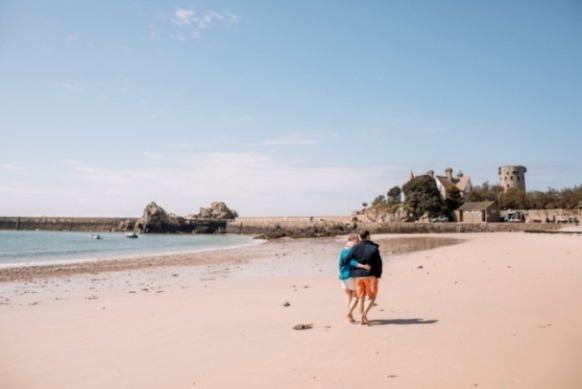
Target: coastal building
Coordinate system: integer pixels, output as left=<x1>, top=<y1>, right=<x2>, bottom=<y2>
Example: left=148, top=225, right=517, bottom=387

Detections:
left=498, top=165, right=527, bottom=192
left=457, top=201, right=500, bottom=223
left=408, top=168, right=473, bottom=199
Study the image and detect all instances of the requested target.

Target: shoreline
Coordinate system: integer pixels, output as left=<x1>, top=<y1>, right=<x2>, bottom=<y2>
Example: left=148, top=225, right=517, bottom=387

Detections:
left=0, top=235, right=461, bottom=282
left=0, top=232, right=262, bottom=274
left=0, top=237, right=268, bottom=283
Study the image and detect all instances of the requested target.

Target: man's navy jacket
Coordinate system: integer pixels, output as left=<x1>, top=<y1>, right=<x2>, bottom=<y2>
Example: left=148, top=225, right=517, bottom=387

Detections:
left=342, top=240, right=383, bottom=279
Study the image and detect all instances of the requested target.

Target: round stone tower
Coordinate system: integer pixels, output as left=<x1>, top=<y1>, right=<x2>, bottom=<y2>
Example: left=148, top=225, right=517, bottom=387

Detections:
left=498, top=165, right=527, bottom=191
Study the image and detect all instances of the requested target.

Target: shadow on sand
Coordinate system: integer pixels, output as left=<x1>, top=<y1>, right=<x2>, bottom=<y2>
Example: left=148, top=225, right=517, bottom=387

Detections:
left=368, top=318, right=438, bottom=326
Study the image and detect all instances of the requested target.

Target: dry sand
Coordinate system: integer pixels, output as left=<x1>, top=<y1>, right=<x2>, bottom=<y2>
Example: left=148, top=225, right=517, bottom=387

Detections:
left=1, top=233, right=581, bottom=388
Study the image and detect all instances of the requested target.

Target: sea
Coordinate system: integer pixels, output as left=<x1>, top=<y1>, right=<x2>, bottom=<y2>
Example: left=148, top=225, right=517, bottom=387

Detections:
left=0, top=231, right=257, bottom=267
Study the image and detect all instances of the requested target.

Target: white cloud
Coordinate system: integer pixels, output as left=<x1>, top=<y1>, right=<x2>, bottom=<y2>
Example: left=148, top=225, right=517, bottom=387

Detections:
left=149, top=25, right=157, bottom=40
left=238, top=115, right=255, bottom=122
left=143, top=153, right=164, bottom=160
left=0, top=153, right=402, bottom=217
left=61, top=83, right=83, bottom=92
left=174, top=8, right=195, bottom=25
left=422, top=126, right=449, bottom=134
left=254, top=136, right=319, bottom=146
left=171, top=8, right=240, bottom=39
left=1, top=164, right=24, bottom=172
left=167, top=142, right=194, bottom=149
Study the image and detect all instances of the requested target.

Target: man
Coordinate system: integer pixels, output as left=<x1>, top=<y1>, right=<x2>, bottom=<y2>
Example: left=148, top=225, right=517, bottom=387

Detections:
left=342, top=230, right=383, bottom=325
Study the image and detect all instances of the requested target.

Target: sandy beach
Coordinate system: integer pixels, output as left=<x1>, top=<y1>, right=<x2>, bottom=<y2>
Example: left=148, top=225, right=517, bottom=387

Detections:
left=1, top=232, right=581, bottom=388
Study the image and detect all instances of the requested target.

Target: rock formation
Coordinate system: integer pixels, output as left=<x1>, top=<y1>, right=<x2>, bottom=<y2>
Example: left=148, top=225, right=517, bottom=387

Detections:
left=364, top=205, right=409, bottom=222
left=117, top=219, right=134, bottom=232
left=193, top=202, right=238, bottom=220
left=133, top=201, right=237, bottom=233
left=134, top=202, right=171, bottom=233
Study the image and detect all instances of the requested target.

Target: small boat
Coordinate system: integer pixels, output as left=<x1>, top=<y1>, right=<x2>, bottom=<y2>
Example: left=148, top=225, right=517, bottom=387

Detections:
left=90, top=234, right=103, bottom=240
left=125, top=232, right=138, bottom=239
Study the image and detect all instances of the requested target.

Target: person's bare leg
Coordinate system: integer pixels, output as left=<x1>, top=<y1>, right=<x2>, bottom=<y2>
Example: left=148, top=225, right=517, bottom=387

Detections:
left=348, top=296, right=359, bottom=314
left=345, top=289, right=353, bottom=310
left=348, top=291, right=360, bottom=311
left=358, top=295, right=367, bottom=324
left=363, top=296, right=376, bottom=319
left=345, top=290, right=356, bottom=322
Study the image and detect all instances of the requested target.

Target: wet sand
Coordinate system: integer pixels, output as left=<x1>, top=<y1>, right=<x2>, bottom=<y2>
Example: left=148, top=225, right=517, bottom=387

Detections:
left=1, top=233, right=581, bottom=388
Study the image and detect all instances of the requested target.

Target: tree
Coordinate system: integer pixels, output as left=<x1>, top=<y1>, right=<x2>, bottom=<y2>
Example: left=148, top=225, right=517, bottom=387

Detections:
left=402, top=175, right=444, bottom=218
left=468, top=181, right=582, bottom=210
left=372, top=195, right=386, bottom=206
left=445, top=186, right=464, bottom=211
left=500, top=189, right=527, bottom=210
left=387, top=186, right=402, bottom=204
left=466, top=181, right=504, bottom=202
left=561, top=185, right=582, bottom=209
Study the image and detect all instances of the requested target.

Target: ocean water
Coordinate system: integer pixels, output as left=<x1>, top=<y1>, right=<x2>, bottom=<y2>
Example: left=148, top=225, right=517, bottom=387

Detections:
left=0, top=231, right=256, bottom=267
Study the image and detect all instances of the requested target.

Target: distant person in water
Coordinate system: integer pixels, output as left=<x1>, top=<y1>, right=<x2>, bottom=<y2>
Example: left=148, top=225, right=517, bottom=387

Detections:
left=342, top=230, right=383, bottom=325
left=338, top=233, right=371, bottom=323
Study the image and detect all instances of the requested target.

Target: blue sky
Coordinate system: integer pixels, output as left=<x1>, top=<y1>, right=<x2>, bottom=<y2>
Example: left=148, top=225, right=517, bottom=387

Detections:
left=1, top=1, right=581, bottom=217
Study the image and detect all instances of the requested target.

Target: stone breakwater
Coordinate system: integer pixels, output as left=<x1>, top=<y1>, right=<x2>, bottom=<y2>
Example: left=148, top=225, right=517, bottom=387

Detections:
left=0, top=217, right=136, bottom=232
left=0, top=217, right=227, bottom=233
left=226, top=218, right=562, bottom=239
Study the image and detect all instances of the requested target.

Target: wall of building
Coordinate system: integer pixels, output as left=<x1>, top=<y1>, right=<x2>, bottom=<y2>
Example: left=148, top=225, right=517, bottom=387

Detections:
left=461, top=211, right=484, bottom=223
left=510, top=209, right=582, bottom=223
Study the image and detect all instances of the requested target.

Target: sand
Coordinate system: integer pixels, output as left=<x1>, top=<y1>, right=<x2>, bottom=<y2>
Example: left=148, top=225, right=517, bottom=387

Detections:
left=1, top=233, right=581, bottom=388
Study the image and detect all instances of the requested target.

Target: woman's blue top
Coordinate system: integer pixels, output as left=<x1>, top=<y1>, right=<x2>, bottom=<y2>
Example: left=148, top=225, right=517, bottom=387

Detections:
left=338, top=247, right=360, bottom=280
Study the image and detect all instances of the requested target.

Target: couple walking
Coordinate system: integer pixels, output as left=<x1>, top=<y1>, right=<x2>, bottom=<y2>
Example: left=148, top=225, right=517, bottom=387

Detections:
left=338, top=230, right=383, bottom=325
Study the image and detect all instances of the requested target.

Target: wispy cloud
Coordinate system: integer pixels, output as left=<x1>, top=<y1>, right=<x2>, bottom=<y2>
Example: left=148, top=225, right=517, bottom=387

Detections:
left=148, top=25, right=157, bottom=40
left=63, top=152, right=398, bottom=215
left=253, top=136, right=319, bottom=146
left=238, top=115, right=255, bottom=122
left=1, top=164, right=24, bottom=172
left=143, top=153, right=164, bottom=160
left=0, top=153, right=402, bottom=216
left=61, top=83, right=83, bottom=92
left=171, top=8, right=240, bottom=39
left=422, top=126, right=449, bottom=134
left=167, top=143, right=194, bottom=150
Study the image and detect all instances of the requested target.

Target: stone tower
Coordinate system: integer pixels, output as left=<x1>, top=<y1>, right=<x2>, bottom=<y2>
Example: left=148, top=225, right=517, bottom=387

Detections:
left=498, top=165, right=527, bottom=191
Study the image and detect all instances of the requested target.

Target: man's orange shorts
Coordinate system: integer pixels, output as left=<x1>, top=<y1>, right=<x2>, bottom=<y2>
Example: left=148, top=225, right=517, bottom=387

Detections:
left=355, top=277, right=379, bottom=298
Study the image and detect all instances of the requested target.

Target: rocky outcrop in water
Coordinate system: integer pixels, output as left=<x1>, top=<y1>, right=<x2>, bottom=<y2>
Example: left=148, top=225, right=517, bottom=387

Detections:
left=134, top=202, right=172, bottom=233
left=133, top=201, right=236, bottom=233
left=117, top=219, right=134, bottom=232
left=189, top=202, right=238, bottom=220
